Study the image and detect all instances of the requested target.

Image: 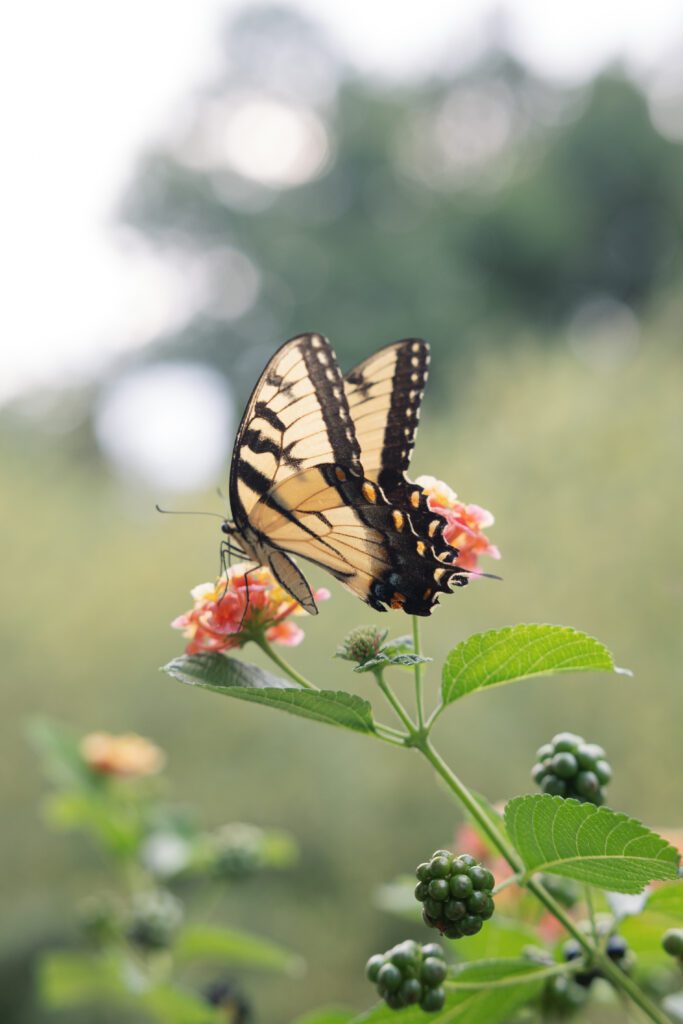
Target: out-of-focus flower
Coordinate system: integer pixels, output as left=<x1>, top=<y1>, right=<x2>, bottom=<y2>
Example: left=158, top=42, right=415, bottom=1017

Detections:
left=80, top=732, right=165, bottom=778
left=172, top=562, right=330, bottom=654
left=416, top=475, right=501, bottom=571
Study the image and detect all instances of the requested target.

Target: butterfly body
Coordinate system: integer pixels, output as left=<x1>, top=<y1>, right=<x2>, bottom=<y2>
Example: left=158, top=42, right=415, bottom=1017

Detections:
left=224, top=333, right=468, bottom=615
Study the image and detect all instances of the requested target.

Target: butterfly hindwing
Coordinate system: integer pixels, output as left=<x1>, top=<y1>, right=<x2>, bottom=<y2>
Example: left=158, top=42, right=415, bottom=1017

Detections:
left=246, top=463, right=466, bottom=614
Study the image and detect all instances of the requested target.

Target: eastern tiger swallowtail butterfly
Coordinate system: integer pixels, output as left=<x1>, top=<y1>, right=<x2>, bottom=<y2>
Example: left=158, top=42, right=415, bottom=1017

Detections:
left=221, top=333, right=468, bottom=615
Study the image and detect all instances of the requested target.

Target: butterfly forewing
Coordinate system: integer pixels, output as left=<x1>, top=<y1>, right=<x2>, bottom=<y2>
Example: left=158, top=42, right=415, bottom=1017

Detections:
left=230, top=334, right=362, bottom=528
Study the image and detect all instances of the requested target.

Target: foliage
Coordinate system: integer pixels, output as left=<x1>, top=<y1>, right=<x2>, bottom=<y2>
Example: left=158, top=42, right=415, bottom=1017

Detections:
left=30, top=720, right=301, bottom=1023
left=162, top=618, right=682, bottom=1022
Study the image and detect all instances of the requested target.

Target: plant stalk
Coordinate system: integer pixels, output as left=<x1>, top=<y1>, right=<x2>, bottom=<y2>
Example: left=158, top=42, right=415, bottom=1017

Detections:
left=254, top=637, right=319, bottom=690
left=412, top=616, right=425, bottom=731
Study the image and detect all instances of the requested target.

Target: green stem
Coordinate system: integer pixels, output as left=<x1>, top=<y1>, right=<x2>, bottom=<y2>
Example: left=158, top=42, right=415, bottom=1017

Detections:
left=444, top=958, right=581, bottom=991
left=585, top=884, right=599, bottom=946
left=254, top=636, right=318, bottom=690
left=411, top=615, right=425, bottom=731
left=374, top=669, right=416, bottom=733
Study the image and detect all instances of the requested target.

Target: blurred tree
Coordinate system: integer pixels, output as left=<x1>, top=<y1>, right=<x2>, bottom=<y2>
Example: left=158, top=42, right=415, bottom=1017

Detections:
left=119, top=5, right=683, bottom=405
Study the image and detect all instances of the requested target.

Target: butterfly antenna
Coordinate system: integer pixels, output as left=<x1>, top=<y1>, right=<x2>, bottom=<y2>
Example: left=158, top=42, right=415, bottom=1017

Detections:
left=155, top=504, right=225, bottom=519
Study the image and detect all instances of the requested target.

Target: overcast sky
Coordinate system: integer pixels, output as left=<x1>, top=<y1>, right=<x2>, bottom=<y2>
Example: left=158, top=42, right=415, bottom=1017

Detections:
left=4, top=0, right=683, bottom=403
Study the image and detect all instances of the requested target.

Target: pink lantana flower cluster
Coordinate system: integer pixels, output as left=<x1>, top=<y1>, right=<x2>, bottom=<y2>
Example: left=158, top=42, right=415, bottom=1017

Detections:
left=172, top=563, right=330, bottom=655
left=416, top=475, right=501, bottom=572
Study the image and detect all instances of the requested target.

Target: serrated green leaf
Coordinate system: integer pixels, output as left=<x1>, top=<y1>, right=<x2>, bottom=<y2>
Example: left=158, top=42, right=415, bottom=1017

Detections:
left=353, top=958, right=544, bottom=1023
left=354, top=651, right=432, bottom=673
left=176, top=924, right=304, bottom=975
left=163, top=654, right=376, bottom=734
left=441, top=624, right=626, bottom=707
left=164, top=653, right=292, bottom=690
left=505, top=796, right=680, bottom=893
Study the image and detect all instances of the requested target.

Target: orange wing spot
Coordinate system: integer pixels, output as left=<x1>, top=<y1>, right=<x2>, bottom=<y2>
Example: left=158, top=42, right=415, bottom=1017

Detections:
left=390, top=592, right=406, bottom=609
left=422, top=588, right=432, bottom=600
left=428, top=519, right=440, bottom=537
left=434, top=568, right=446, bottom=582
left=392, top=510, right=404, bottom=531
left=410, top=490, right=421, bottom=508
left=416, top=540, right=426, bottom=556
left=335, top=467, right=347, bottom=482
left=362, top=482, right=377, bottom=503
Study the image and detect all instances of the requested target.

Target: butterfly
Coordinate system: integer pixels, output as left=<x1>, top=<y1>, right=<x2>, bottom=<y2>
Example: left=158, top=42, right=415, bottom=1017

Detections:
left=221, top=333, right=469, bottom=615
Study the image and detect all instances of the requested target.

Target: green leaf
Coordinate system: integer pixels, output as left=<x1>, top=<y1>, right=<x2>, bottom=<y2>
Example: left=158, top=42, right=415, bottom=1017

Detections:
left=441, top=624, right=627, bottom=707
left=39, top=952, right=127, bottom=1009
left=354, top=958, right=544, bottom=1023
left=26, top=718, right=95, bottom=790
left=505, top=795, right=680, bottom=893
left=44, top=790, right=142, bottom=856
left=454, top=918, right=541, bottom=961
left=163, top=654, right=376, bottom=734
left=646, top=881, right=683, bottom=918
left=140, top=986, right=221, bottom=1024
left=176, top=924, right=304, bottom=975
left=353, top=636, right=432, bottom=674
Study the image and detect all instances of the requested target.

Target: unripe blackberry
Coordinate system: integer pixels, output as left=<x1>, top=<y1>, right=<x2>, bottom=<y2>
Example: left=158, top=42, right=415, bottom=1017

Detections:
left=533, top=733, right=611, bottom=805
left=563, top=931, right=633, bottom=987
left=210, top=823, right=265, bottom=880
left=126, top=891, right=183, bottom=951
left=541, top=975, right=588, bottom=1016
left=205, top=980, right=251, bottom=1024
left=662, top=928, right=683, bottom=960
left=366, top=941, right=447, bottom=1013
left=414, top=850, right=495, bottom=938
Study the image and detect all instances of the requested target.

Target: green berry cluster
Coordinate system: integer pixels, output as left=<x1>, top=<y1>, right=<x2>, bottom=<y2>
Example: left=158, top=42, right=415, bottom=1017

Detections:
left=532, top=732, right=611, bottom=805
left=414, top=850, right=495, bottom=938
left=126, top=891, right=183, bottom=951
left=662, top=928, right=683, bottom=963
left=366, top=940, right=447, bottom=1012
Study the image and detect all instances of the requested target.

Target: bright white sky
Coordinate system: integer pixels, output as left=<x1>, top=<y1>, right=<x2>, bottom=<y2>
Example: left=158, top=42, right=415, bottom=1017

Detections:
left=3, top=0, right=683, bottom=405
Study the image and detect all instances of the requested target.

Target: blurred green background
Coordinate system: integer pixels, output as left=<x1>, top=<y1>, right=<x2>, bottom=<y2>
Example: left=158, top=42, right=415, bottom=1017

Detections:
left=2, top=5, right=682, bottom=1022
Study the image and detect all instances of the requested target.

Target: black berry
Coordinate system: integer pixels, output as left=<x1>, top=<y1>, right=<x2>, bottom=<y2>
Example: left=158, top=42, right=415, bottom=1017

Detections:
left=662, top=929, right=683, bottom=958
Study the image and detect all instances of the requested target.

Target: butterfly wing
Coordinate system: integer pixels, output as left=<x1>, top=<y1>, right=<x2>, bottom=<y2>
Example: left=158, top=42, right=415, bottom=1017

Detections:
left=246, top=463, right=466, bottom=614
left=229, top=333, right=362, bottom=530
left=229, top=334, right=465, bottom=615
left=344, top=338, right=429, bottom=493
left=344, top=339, right=450, bottom=544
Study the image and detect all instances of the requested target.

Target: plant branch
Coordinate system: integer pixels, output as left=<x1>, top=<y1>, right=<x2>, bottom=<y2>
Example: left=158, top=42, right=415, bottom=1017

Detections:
left=373, top=669, right=416, bottom=733
left=415, top=738, right=670, bottom=1024
left=253, top=637, right=319, bottom=690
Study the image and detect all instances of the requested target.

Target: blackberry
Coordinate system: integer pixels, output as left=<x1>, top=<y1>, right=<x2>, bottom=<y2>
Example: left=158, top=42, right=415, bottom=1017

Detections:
left=532, top=733, right=611, bottom=806
left=563, top=931, right=633, bottom=988
left=366, top=941, right=447, bottom=1013
left=205, top=980, right=251, bottom=1024
left=126, top=890, right=183, bottom=951
left=662, top=928, right=683, bottom=961
left=414, top=850, right=495, bottom=938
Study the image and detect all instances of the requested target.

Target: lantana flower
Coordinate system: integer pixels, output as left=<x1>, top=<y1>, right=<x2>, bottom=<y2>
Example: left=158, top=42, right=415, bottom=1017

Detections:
left=80, top=732, right=165, bottom=778
left=416, top=475, right=501, bottom=571
left=172, top=562, right=330, bottom=654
